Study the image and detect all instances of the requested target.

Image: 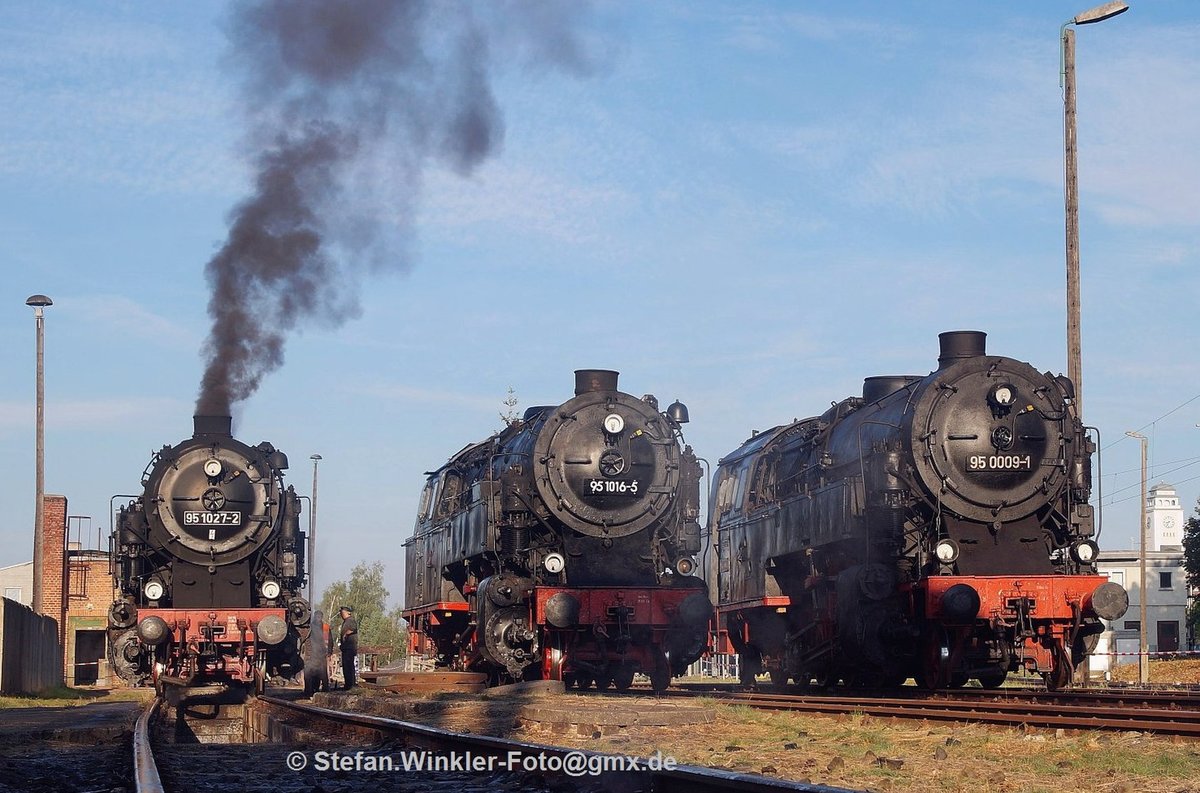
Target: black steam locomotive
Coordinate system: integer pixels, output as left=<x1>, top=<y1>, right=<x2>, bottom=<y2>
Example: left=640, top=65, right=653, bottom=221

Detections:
left=711, top=331, right=1128, bottom=690
left=403, top=370, right=711, bottom=691
left=107, top=416, right=310, bottom=691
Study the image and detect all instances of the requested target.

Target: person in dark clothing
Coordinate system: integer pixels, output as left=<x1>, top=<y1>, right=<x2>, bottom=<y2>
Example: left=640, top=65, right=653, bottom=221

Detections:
left=338, top=605, right=359, bottom=689
left=302, top=609, right=334, bottom=697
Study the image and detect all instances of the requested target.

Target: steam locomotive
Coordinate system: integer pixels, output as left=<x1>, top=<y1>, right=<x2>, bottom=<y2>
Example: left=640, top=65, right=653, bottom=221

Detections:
left=711, top=331, right=1128, bottom=690
left=107, top=416, right=310, bottom=692
left=403, top=370, right=711, bottom=691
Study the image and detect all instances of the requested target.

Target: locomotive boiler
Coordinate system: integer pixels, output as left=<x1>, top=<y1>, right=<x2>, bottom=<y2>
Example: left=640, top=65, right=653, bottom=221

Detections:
left=107, top=415, right=309, bottom=691
left=711, top=331, right=1128, bottom=690
left=403, top=370, right=711, bottom=691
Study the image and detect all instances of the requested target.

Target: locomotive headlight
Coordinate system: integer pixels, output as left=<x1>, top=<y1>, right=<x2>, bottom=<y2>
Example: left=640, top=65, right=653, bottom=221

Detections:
left=544, top=552, right=566, bottom=574
left=603, top=413, right=625, bottom=434
left=261, top=580, right=281, bottom=600
left=934, top=539, right=960, bottom=564
left=1070, top=540, right=1100, bottom=564
left=203, top=458, right=223, bottom=478
left=143, top=580, right=165, bottom=601
left=675, top=557, right=696, bottom=576
left=988, top=383, right=1017, bottom=412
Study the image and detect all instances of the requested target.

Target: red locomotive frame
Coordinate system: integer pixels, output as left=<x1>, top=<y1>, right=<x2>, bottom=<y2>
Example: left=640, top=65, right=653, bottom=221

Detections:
left=136, top=607, right=287, bottom=688
left=717, top=572, right=1115, bottom=689
left=406, top=585, right=708, bottom=690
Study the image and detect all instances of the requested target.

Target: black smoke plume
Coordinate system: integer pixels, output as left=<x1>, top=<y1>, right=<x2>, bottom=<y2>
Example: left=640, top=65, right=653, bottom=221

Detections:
left=197, top=0, right=595, bottom=416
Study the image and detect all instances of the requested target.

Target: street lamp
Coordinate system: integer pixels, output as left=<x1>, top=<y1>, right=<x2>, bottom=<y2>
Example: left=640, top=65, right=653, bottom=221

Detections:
left=309, top=454, right=322, bottom=605
left=1061, top=1, right=1129, bottom=418
left=1125, top=430, right=1149, bottom=685
left=26, top=294, right=52, bottom=615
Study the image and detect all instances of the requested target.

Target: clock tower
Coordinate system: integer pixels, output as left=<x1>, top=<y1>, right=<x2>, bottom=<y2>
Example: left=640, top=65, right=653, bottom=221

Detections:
left=1147, top=482, right=1185, bottom=551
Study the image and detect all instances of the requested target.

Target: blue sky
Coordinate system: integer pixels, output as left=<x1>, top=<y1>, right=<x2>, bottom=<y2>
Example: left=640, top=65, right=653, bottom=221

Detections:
left=1, top=2, right=1197, bottom=605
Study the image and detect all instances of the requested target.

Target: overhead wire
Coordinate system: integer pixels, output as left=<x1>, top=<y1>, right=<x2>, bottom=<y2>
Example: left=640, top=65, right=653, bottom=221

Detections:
left=1100, top=457, right=1200, bottom=505
left=1103, top=471, right=1200, bottom=507
left=1100, top=392, right=1200, bottom=452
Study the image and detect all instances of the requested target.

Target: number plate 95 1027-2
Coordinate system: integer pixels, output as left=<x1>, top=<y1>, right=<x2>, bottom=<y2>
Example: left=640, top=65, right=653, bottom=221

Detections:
left=966, top=455, right=1032, bottom=472
left=184, top=510, right=241, bottom=526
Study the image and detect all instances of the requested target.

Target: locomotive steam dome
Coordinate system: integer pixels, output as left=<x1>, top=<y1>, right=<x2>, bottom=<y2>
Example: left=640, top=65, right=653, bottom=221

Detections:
left=143, top=416, right=283, bottom=565
left=533, top=370, right=681, bottom=538
left=910, top=332, right=1070, bottom=523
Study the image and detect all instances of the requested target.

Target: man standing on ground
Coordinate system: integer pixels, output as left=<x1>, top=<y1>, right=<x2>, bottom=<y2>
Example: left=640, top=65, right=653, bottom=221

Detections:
left=338, top=605, right=359, bottom=690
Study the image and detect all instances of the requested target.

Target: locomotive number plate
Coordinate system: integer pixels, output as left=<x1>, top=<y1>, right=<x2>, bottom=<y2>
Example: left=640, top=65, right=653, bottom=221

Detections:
left=184, top=510, right=242, bottom=526
left=966, top=454, right=1033, bottom=472
left=587, top=478, right=641, bottom=495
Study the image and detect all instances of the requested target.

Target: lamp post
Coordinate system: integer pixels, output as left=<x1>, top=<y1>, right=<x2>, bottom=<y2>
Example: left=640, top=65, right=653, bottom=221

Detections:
left=1126, top=430, right=1149, bottom=685
left=25, top=294, right=52, bottom=615
left=1061, top=1, right=1128, bottom=417
left=309, top=454, right=322, bottom=605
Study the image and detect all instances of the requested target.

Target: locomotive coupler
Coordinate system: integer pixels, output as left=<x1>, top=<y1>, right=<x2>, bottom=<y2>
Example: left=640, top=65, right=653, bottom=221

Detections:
left=1008, top=596, right=1036, bottom=639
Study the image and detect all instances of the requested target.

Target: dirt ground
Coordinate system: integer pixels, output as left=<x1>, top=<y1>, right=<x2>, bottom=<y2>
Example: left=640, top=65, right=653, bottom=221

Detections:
left=1107, top=658, right=1200, bottom=685
left=333, top=681, right=1200, bottom=793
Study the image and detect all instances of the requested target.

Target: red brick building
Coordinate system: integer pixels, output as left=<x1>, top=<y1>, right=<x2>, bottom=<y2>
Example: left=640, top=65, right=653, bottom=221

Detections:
left=37, top=494, right=115, bottom=685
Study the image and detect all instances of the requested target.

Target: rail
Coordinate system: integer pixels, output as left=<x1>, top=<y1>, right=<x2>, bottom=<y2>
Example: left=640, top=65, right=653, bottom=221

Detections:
left=610, top=686, right=1200, bottom=736
left=257, top=695, right=854, bottom=792
left=133, top=697, right=164, bottom=793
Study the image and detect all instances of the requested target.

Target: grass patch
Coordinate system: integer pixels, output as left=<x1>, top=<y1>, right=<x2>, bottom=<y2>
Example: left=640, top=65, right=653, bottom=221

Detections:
left=0, top=686, right=149, bottom=709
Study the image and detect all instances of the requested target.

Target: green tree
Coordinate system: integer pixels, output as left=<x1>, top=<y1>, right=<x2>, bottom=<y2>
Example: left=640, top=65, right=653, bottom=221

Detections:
left=1184, top=499, right=1200, bottom=648
left=1184, top=498, right=1200, bottom=591
left=320, top=561, right=408, bottom=664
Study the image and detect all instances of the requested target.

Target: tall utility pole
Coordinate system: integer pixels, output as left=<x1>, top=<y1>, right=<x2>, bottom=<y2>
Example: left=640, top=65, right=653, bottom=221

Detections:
left=1061, top=1, right=1129, bottom=416
left=26, top=294, right=52, bottom=615
left=1127, top=430, right=1149, bottom=685
left=309, top=454, right=322, bottom=606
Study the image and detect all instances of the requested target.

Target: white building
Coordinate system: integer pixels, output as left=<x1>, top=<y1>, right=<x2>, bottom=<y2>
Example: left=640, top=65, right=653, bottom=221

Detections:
left=1094, top=482, right=1190, bottom=669
left=0, top=561, right=34, bottom=607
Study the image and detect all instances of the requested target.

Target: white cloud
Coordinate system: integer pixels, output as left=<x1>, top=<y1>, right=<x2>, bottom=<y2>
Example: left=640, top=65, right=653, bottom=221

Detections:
left=55, top=295, right=199, bottom=349
left=0, top=396, right=188, bottom=433
left=419, top=160, right=631, bottom=244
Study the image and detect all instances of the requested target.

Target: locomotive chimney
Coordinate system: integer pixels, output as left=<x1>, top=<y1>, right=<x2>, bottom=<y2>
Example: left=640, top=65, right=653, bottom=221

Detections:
left=193, top=414, right=233, bottom=437
left=574, top=369, right=619, bottom=395
left=937, top=331, right=987, bottom=369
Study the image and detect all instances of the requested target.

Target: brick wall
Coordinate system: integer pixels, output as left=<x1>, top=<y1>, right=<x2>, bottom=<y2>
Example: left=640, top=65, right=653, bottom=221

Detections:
left=64, top=554, right=114, bottom=684
left=39, top=494, right=68, bottom=642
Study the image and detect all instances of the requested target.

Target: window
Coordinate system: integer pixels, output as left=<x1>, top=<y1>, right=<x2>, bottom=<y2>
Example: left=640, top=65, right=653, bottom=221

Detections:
left=3, top=587, right=20, bottom=601
left=1106, top=570, right=1125, bottom=588
left=1160, top=571, right=1173, bottom=589
left=1124, top=620, right=1140, bottom=631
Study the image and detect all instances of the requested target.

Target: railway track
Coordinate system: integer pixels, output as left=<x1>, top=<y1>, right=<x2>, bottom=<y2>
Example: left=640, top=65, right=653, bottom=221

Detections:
left=132, top=695, right=857, bottom=793
left=666, top=680, right=1200, bottom=708
left=608, top=684, right=1200, bottom=736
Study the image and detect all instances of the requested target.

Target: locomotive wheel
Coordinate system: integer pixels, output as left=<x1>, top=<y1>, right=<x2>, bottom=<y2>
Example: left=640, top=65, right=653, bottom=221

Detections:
left=768, top=667, right=788, bottom=687
left=921, top=626, right=953, bottom=690
left=613, top=663, right=636, bottom=691
left=977, top=668, right=1008, bottom=689
left=575, top=674, right=594, bottom=690
left=563, top=672, right=578, bottom=689
left=649, top=664, right=670, bottom=693
left=1044, top=641, right=1073, bottom=691
left=594, top=675, right=613, bottom=691
left=739, top=650, right=763, bottom=686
